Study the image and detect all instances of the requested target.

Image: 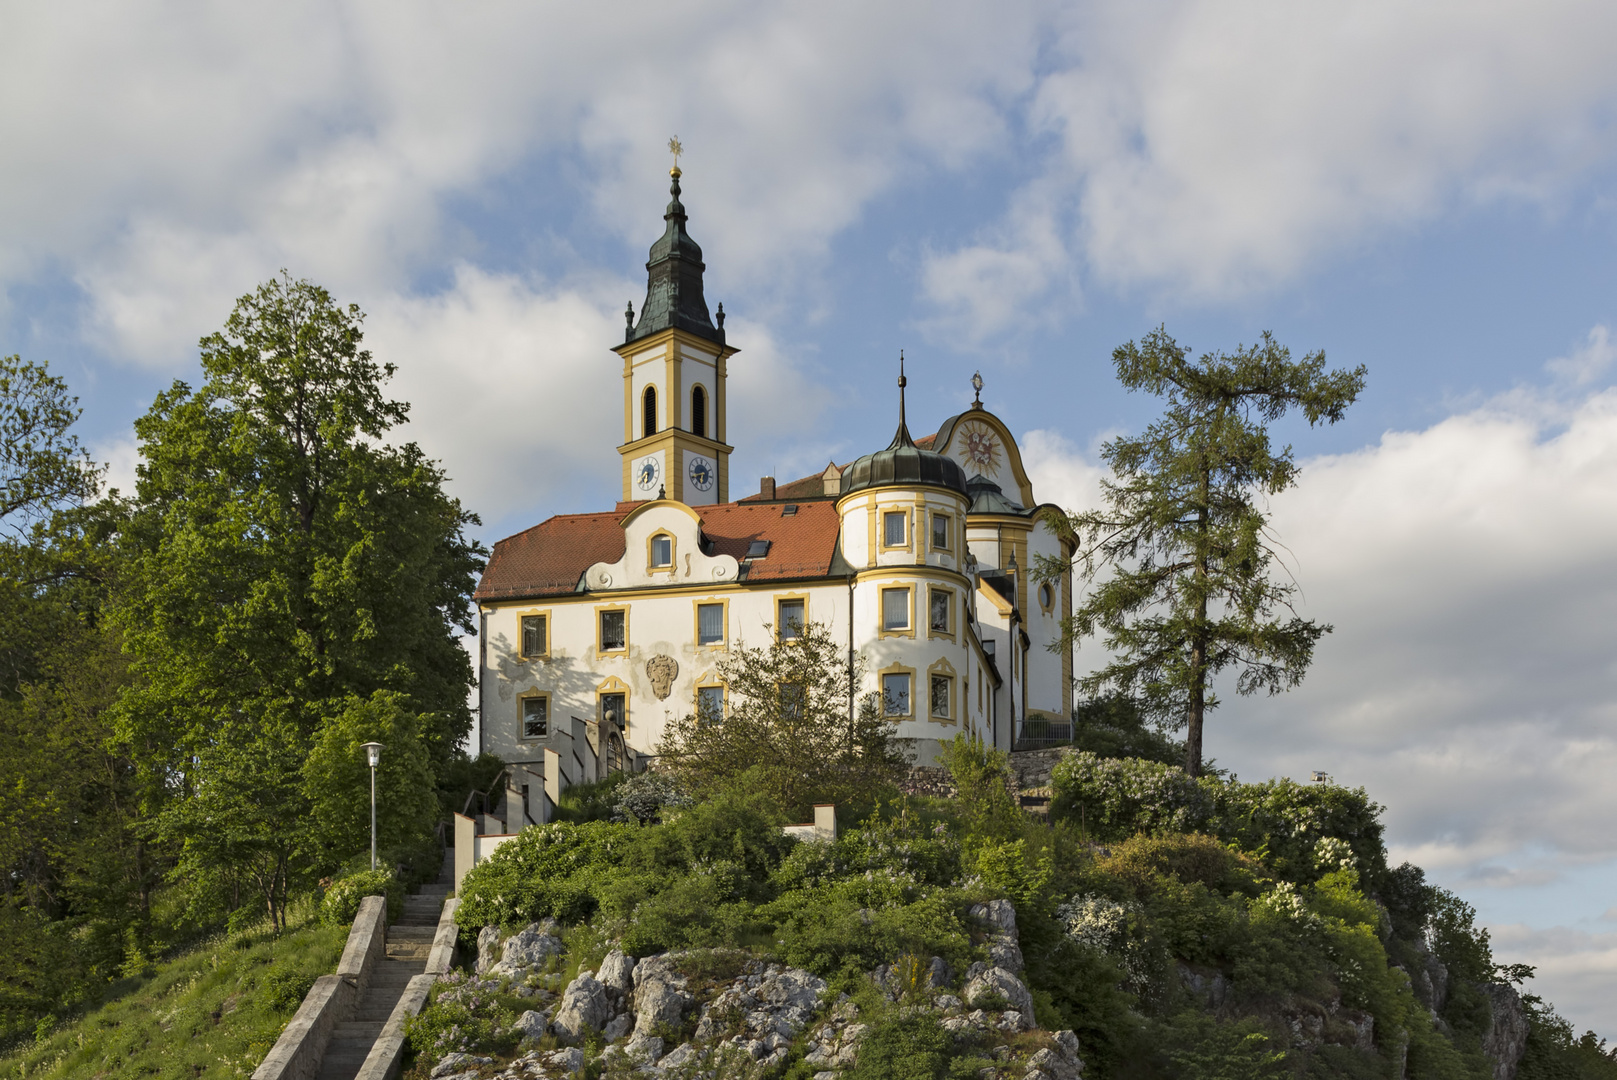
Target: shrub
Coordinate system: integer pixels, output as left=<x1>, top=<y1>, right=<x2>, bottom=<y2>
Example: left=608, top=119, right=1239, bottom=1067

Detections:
left=405, top=976, right=517, bottom=1059
left=1095, top=833, right=1256, bottom=898
left=611, top=770, right=693, bottom=824
left=1205, top=777, right=1386, bottom=883
left=1050, top=752, right=1213, bottom=841
left=844, top=1010, right=960, bottom=1080
left=766, top=883, right=971, bottom=980
left=262, top=968, right=317, bottom=1013
left=320, top=869, right=400, bottom=927
left=456, top=821, right=637, bottom=930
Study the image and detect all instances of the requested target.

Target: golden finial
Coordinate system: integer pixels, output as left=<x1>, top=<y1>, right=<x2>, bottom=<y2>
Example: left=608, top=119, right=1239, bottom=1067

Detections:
left=668, top=136, right=684, bottom=177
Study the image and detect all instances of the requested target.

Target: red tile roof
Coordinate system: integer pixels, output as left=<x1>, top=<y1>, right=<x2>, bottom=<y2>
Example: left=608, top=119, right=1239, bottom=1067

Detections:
left=474, top=500, right=843, bottom=602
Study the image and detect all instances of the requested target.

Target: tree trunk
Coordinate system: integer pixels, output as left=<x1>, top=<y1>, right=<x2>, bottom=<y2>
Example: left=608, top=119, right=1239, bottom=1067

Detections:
left=1185, top=643, right=1205, bottom=778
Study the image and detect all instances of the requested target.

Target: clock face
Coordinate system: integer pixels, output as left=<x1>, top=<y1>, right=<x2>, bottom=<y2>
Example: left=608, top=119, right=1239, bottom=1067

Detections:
left=687, top=456, right=714, bottom=492
left=636, top=456, right=661, bottom=491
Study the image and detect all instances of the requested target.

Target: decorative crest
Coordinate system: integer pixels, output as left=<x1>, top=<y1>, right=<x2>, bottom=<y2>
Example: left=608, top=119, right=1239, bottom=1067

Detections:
left=668, top=135, right=684, bottom=176
left=971, top=370, right=984, bottom=407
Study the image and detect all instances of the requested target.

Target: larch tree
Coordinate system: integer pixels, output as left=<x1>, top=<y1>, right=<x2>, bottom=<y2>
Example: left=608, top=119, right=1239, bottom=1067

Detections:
left=1039, top=328, right=1366, bottom=777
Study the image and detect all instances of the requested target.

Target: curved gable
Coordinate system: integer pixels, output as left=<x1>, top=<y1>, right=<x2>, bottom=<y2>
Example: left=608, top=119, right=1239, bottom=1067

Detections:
left=930, top=408, right=1035, bottom=507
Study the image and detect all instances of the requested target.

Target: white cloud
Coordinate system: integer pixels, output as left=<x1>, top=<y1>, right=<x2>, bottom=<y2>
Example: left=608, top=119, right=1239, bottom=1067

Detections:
left=1548, top=324, right=1616, bottom=386
left=1490, top=922, right=1617, bottom=1036
left=921, top=0, right=1617, bottom=336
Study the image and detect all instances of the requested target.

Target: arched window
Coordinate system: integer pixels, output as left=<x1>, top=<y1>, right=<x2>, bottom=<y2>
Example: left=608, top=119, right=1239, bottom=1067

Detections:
left=643, top=385, right=657, bottom=438
left=691, top=385, right=707, bottom=438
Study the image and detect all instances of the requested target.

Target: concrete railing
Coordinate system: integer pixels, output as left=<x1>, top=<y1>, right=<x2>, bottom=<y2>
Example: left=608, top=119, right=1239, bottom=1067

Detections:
left=252, top=896, right=387, bottom=1080
left=354, top=896, right=460, bottom=1080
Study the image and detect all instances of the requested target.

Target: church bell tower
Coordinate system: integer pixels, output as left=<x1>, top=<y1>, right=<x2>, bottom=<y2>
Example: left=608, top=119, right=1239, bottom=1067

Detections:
left=613, top=156, right=736, bottom=506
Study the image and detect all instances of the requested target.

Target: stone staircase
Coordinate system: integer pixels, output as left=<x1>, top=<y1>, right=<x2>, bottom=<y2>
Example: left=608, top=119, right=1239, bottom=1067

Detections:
left=315, top=880, right=451, bottom=1080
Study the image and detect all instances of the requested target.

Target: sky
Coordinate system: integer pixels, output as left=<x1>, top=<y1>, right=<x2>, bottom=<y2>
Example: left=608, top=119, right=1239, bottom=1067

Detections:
left=4, top=0, right=1616, bottom=1039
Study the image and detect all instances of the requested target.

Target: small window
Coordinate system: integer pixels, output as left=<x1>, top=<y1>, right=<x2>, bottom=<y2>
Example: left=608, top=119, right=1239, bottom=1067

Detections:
left=932, top=513, right=950, bottom=550
left=522, top=696, right=548, bottom=739
left=697, top=603, right=724, bottom=645
left=882, top=588, right=909, bottom=631
left=930, top=589, right=950, bottom=633
left=643, top=385, right=657, bottom=438
left=931, top=675, right=951, bottom=719
left=882, top=672, right=911, bottom=717
left=691, top=385, right=707, bottom=438
left=1039, top=582, right=1054, bottom=609
left=520, top=614, right=547, bottom=658
left=651, top=534, right=673, bottom=567
left=697, top=685, right=724, bottom=724
left=982, top=639, right=996, bottom=657
left=746, top=539, right=771, bottom=559
left=779, top=682, right=805, bottom=720
left=883, top=511, right=906, bottom=547
left=777, top=598, right=805, bottom=640
left=600, top=610, right=626, bottom=651
left=601, top=692, right=626, bottom=729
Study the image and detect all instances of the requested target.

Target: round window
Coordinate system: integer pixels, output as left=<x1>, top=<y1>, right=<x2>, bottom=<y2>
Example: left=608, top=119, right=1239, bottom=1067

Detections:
left=1038, top=583, right=1054, bottom=609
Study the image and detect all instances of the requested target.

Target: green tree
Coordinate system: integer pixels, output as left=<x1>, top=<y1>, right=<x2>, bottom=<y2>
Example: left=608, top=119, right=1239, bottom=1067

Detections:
left=656, top=620, right=910, bottom=820
left=1042, top=328, right=1364, bottom=777
left=302, top=692, right=439, bottom=879
left=113, top=273, right=484, bottom=920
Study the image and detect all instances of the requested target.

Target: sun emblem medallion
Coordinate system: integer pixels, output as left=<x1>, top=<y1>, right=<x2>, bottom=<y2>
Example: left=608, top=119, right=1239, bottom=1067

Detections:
left=957, top=420, right=1002, bottom=475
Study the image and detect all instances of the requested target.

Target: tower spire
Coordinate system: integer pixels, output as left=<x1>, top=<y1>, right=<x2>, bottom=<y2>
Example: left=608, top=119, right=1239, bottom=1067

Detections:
left=626, top=142, right=722, bottom=346
left=888, top=350, right=915, bottom=449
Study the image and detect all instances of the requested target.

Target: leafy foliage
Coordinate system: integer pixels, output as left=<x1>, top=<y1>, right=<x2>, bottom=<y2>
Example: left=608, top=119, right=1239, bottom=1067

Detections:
left=319, top=869, right=400, bottom=927
left=656, top=619, right=910, bottom=820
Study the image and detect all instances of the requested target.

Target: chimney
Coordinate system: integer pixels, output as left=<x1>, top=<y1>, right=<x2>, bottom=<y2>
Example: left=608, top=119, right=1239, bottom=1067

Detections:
left=760, top=476, right=776, bottom=500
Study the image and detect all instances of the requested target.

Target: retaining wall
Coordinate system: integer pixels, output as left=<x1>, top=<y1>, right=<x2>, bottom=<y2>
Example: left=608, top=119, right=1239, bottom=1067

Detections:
left=251, top=895, right=387, bottom=1080
left=354, top=897, right=461, bottom=1080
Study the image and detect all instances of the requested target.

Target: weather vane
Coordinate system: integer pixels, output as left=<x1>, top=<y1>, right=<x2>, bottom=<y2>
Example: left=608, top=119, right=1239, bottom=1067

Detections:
left=668, top=136, right=684, bottom=175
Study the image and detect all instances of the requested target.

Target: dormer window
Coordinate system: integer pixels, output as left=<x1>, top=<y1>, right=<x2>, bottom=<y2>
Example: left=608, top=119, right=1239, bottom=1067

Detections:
left=650, top=534, right=673, bottom=568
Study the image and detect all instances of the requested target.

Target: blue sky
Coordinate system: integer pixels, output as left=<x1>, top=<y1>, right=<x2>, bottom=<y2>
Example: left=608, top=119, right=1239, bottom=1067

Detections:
left=4, top=1, right=1617, bottom=1037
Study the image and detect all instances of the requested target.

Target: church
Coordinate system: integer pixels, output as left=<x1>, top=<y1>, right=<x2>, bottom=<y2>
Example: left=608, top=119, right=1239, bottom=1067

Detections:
left=471, top=163, right=1074, bottom=823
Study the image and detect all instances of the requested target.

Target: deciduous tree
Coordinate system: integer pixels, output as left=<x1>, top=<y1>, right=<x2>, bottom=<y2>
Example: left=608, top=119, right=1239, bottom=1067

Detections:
left=1041, top=328, right=1365, bottom=777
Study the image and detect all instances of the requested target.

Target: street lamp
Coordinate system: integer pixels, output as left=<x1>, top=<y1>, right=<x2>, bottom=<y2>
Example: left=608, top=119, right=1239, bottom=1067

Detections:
left=360, top=742, right=384, bottom=871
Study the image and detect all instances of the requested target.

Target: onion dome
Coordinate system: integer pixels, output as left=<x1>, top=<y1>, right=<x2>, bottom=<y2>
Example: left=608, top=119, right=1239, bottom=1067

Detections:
left=840, top=355, right=969, bottom=498
left=626, top=166, right=723, bottom=347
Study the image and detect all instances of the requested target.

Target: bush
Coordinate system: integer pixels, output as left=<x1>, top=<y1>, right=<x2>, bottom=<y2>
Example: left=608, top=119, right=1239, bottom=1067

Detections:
left=1050, top=752, right=1213, bottom=841
left=611, top=770, right=693, bottom=824
left=844, top=1011, right=959, bottom=1080
left=1095, top=833, right=1256, bottom=898
left=262, top=968, right=316, bottom=1012
left=456, top=821, right=637, bottom=930
left=320, top=869, right=400, bottom=927
left=1206, top=777, right=1387, bottom=883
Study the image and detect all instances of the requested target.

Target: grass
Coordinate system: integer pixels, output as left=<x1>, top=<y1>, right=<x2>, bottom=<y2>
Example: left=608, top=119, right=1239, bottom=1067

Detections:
left=0, top=900, right=347, bottom=1079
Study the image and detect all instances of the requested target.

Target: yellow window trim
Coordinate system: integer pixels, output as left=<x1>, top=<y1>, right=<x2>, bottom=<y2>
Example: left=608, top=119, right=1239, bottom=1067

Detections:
left=930, top=510, right=953, bottom=553
left=595, top=603, right=631, bottom=655
left=692, top=596, right=730, bottom=649
left=926, top=586, right=954, bottom=641
left=877, top=662, right=916, bottom=721
left=517, top=690, right=551, bottom=741
left=775, top=591, right=810, bottom=643
left=926, top=658, right=958, bottom=725
left=512, top=606, right=552, bottom=661
left=877, top=585, right=915, bottom=640
left=647, top=530, right=677, bottom=575
left=879, top=507, right=911, bottom=552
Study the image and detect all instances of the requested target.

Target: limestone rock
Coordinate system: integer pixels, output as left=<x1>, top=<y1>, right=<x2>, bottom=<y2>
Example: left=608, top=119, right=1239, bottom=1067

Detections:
left=511, top=1009, right=550, bottom=1040
left=1482, top=983, right=1530, bottom=1080
left=602, top=1012, right=634, bottom=1043
left=533, top=1047, right=585, bottom=1076
left=631, top=954, right=696, bottom=1039
left=551, top=971, right=612, bottom=1043
left=659, top=1042, right=700, bottom=1070
left=474, top=925, right=502, bottom=975
left=488, top=921, right=564, bottom=978
left=598, top=949, right=637, bottom=995
left=431, top=1052, right=493, bottom=1078
left=964, top=964, right=1036, bottom=1020
left=1023, top=1029, right=1085, bottom=1080
left=971, top=899, right=1018, bottom=936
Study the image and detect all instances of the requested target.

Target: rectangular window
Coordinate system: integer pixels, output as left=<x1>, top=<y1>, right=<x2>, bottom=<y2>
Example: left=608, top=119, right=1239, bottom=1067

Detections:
left=883, top=511, right=906, bottom=547
left=882, top=588, right=910, bottom=631
left=522, top=696, right=548, bottom=738
left=601, top=692, right=626, bottom=729
left=520, top=614, right=547, bottom=658
left=778, top=598, right=805, bottom=640
left=697, top=685, right=724, bottom=725
left=882, top=672, right=911, bottom=717
left=779, top=682, right=805, bottom=721
left=600, top=609, right=626, bottom=651
left=651, top=535, right=672, bottom=567
left=931, top=675, right=951, bottom=719
left=929, top=589, right=950, bottom=633
left=697, top=603, right=724, bottom=645
left=932, top=513, right=950, bottom=550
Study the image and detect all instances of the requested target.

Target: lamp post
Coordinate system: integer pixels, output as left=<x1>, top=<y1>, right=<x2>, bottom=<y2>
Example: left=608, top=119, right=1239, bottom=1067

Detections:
left=360, top=742, right=384, bottom=871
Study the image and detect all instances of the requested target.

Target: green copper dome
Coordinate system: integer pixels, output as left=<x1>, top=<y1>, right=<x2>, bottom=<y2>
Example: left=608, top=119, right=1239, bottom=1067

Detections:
left=840, top=420, right=969, bottom=499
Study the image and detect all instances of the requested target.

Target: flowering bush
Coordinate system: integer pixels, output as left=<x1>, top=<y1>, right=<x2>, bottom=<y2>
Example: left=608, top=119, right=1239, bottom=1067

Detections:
left=456, top=821, right=637, bottom=930
left=1049, top=752, right=1214, bottom=841
left=1055, top=893, right=1152, bottom=989
left=611, top=770, right=694, bottom=824
left=320, top=868, right=400, bottom=927
left=1205, top=778, right=1386, bottom=882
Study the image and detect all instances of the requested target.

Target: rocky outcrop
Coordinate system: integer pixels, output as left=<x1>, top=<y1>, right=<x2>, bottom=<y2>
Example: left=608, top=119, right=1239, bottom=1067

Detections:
left=487, top=921, right=565, bottom=979
left=1025, top=1029, right=1086, bottom=1080
left=1482, top=983, right=1529, bottom=1080
left=972, top=899, right=1025, bottom=974
left=550, top=971, right=612, bottom=1043
left=963, top=962, right=1036, bottom=1026
left=631, top=952, right=697, bottom=1040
